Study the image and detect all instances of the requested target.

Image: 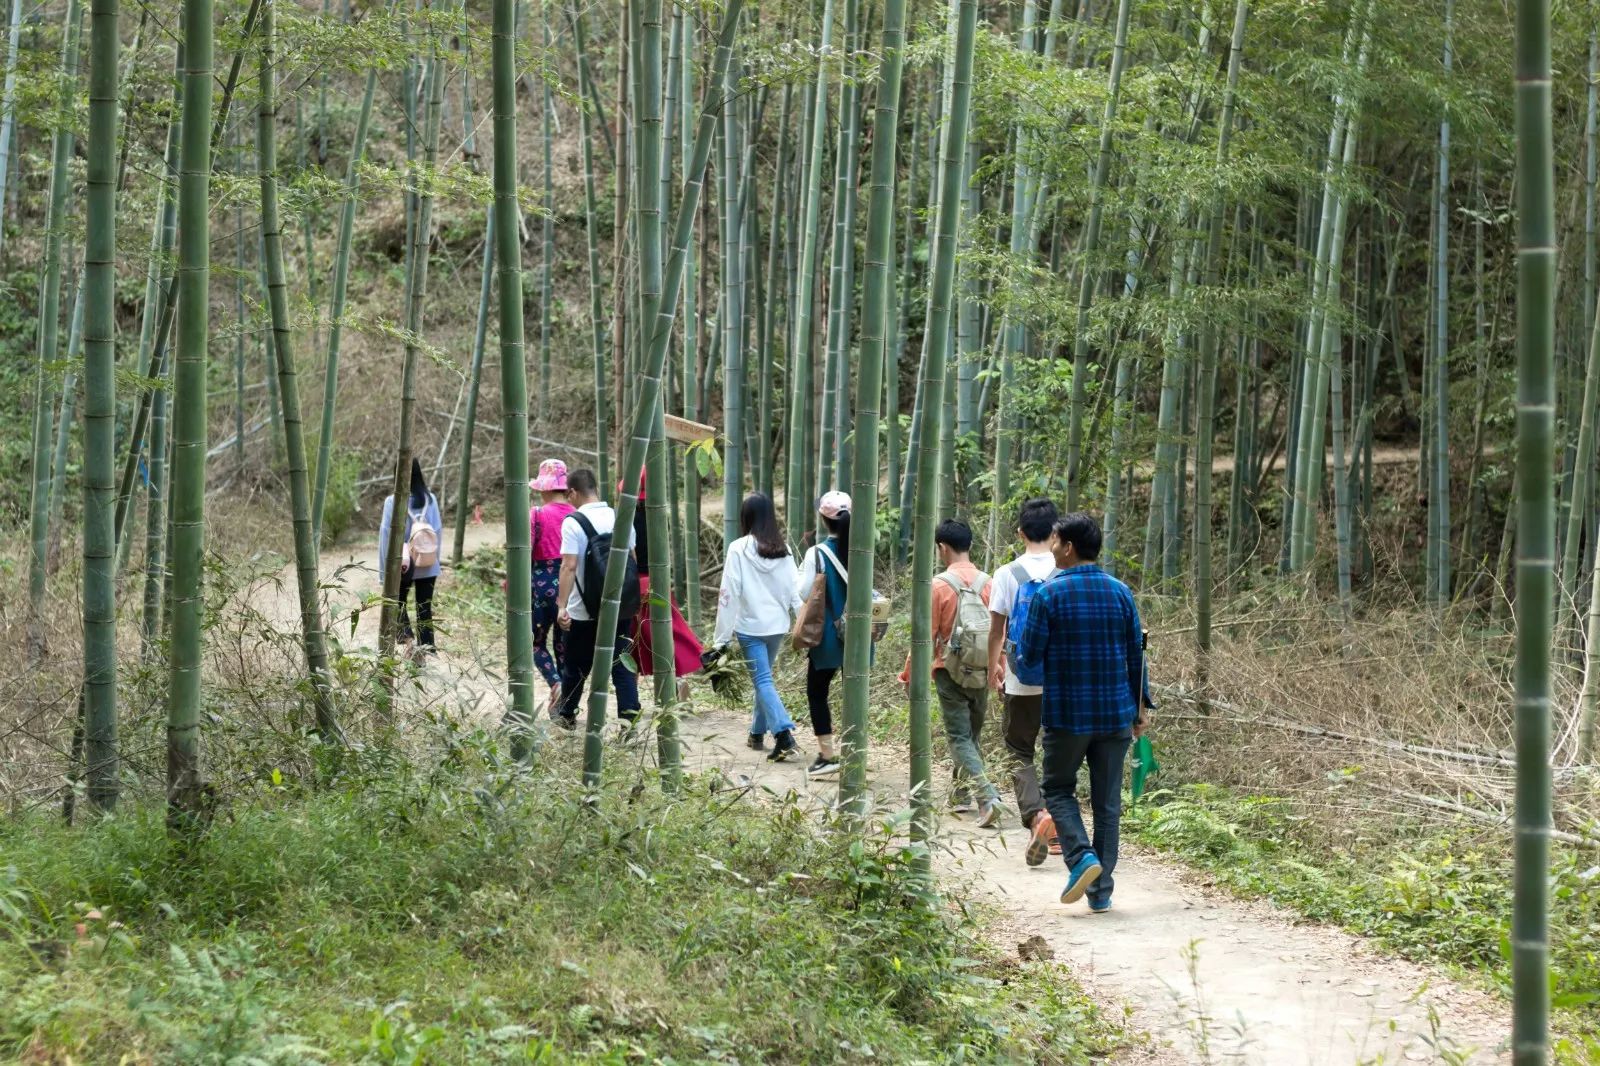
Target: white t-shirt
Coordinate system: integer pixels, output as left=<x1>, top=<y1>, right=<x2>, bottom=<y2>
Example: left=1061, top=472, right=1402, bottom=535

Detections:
left=561, top=501, right=624, bottom=621
left=987, top=549, right=1059, bottom=696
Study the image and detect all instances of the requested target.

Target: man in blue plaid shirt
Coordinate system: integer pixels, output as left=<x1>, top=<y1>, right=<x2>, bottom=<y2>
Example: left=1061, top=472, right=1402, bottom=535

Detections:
left=1014, top=512, right=1149, bottom=912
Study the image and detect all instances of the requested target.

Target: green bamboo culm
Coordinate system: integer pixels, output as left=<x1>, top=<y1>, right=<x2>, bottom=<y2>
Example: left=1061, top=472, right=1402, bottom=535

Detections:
left=27, top=0, right=82, bottom=657
left=581, top=0, right=745, bottom=788
left=113, top=0, right=261, bottom=564
left=1192, top=0, right=1249, bottom=674
left=632, top=0, right=681, bottom=788
left=906, top=0, right=976, bottom=880
left=258, top=0, right=341, bottom=744
left=81, top=0, right=119, bottom=813
left=452, top=205, right=493, bottom=564
left=141, top=55, right=182, bottom=652
left=1064, top=0, right=1134, bottom=510
left=1512, top=0, right=1554, bottom=1055
left=783, top=0, right=834, bottom=544
left=168, top=0, right=214, bottom=831
left=493, top=0, right=537, bottom=763
left=378, top=28, right=444, bottom=666
left=570, top=4, right=610, bottom=488
left=839, top=0, right=907, bottom=819
left=310, top=49, right=380, bottom=547
left=539, top=4, right=554, bottom=424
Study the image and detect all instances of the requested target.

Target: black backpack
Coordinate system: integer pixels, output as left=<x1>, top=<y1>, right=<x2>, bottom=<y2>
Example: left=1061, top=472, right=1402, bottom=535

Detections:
left=570, top=511, right=641, bottom=622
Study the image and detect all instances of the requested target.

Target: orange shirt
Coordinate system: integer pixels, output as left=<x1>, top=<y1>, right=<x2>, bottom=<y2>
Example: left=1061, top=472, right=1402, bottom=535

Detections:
left=899, top=561, right=992, bottom=683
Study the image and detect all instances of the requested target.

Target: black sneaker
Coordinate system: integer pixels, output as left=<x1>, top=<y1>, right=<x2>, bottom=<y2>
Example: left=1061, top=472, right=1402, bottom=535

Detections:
left=806, top=755, right=840, bottom=779
left=557, top=714, right=578, bottom=732
left=767, top=729, right=799, bottom=762
left=747, top=733, right=766, bottom=751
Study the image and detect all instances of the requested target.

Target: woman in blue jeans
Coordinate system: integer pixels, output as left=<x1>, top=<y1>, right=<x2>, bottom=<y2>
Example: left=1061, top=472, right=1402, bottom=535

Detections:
left=713, top=493, right=804, bottom=762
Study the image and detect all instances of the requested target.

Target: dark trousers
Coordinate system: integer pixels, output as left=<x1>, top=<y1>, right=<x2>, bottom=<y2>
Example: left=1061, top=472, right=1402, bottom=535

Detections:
left=805, top=665, right=837, bottom=737
left=1041, top=728, right=1132, bottom=906
left=559, top=616, right=641, bottom=723
left=1002, top=692, right=1043, bottom=827
left=398, top=574, right=436, bottom=647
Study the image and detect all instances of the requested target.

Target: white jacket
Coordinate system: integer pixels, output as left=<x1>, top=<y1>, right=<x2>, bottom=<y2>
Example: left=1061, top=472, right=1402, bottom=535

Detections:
left=714, top=535, right=804, bottom=646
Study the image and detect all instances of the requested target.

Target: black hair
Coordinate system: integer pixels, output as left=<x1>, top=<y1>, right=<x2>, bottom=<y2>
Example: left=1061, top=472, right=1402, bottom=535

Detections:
left=1054, top=512, right=1104, bottom=561
left=567, top=467, right=599, bottom=498
left=935, top=518, right=973, bottom=553
left=740, top=492, right=790, bottom=558
left=1017, top=497, right=1059, bottom=543
left=822, top=510, right=851, bottom=555
left=409, top=457, right=428, bottom=510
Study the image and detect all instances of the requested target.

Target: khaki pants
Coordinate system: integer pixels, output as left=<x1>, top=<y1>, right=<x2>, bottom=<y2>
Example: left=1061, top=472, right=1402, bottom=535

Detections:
left=934, top=668, right=998, bottom=804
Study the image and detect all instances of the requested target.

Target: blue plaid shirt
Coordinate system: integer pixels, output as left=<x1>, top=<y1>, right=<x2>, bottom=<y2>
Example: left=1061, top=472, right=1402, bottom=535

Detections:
left=1013, top=564, right=1144, bottom=735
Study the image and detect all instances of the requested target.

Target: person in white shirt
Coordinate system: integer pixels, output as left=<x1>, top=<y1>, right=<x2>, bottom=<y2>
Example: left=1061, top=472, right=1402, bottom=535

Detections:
left=713, top=492, right=805, bottom=762
left=986, top=497, right=1062, bottom=866
left=554, top=468, right=640, bottom=728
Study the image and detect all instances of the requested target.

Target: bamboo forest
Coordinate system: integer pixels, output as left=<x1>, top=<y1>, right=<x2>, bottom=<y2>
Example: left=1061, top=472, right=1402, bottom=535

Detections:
left=1, top=0, right=1598, bottom=1060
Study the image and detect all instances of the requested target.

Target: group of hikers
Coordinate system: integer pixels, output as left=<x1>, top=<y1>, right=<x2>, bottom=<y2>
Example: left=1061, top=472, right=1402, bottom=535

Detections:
left=384, top=461, right=1152, bottom=911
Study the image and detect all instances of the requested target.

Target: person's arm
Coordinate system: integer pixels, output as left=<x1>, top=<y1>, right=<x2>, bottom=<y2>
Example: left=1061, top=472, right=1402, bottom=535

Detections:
left=557, top=554, right=578, bottom=628
left=712, top=546, right=740, bottom=648
left=903, top=578, right=953, bottom=685
left=378, top=496, right=393, bottom=574
left=795, top=546, right=817, bottom=600
left=1127, top=590, right=1149, bottom=736
left=987, top=611, right=1007, bottom=692
left=790, top=555, right=806, bottom=614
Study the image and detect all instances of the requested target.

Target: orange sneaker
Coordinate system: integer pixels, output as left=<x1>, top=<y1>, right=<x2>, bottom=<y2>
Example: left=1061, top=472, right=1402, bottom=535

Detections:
left=1026, top=811, right=1057, bottom=867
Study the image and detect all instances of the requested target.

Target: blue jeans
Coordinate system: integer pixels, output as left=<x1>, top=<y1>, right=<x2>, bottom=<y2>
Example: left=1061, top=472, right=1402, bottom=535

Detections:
left=738, top=632, right=795, bottom=736
left=1042, top=728, right=1132, bottom=906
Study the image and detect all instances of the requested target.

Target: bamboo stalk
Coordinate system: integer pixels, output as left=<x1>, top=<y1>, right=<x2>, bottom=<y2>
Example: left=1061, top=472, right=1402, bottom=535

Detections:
left=258, top=0, right=340, bottom=744
left=1511, top=0, right=1554, bottom=1052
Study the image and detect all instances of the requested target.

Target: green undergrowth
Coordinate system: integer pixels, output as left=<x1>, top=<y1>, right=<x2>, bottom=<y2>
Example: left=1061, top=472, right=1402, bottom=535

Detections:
left=1126, top=783, right=1600, bottom=1057
left=0, top=722, right=1120, bottom=1064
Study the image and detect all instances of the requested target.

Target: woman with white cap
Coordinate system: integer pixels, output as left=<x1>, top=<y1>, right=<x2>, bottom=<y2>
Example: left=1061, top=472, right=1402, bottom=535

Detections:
left=529, top=458, right=575, bottom=712
left=793, top=490, right=852, bottom=778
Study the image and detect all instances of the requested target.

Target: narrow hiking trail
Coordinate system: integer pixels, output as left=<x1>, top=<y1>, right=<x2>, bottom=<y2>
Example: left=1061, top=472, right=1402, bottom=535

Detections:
left=259, top=523, right=1512, bottom=1065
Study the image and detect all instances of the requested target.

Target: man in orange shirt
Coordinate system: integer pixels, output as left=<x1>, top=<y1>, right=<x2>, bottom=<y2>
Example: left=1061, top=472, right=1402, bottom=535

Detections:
left=901, top=519, right=1004, bottom=828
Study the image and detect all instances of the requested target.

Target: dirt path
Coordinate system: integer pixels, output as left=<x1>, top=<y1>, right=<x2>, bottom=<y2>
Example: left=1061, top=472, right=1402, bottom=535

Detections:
left=671, top=711, right=1510, bottom=1065
left=259, top=525, right=1512, bottom=1065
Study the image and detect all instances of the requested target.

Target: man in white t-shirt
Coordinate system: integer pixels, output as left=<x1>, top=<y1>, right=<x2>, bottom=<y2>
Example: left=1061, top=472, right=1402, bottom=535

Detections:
left=554, top=468, right=640, bottom=728
left=986, top=497, right=1062, bottom=867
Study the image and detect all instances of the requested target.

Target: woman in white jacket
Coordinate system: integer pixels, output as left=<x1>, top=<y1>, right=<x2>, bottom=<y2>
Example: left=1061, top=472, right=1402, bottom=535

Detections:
left=714, top=492, right=804, bottom=761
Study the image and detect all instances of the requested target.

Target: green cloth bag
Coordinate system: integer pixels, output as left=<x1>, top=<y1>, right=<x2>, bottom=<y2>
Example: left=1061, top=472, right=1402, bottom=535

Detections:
left=1130, top=734, right=1159, bottom=803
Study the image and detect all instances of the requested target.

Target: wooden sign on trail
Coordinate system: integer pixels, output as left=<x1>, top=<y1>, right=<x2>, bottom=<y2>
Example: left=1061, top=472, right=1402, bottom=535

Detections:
left=663, top=414, right=717, bottom=444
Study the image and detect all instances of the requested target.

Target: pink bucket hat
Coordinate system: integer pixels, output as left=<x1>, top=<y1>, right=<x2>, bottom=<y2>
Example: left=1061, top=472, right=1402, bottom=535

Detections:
left=529, top=458, right=568, bottom=492
left=818, top=490, right=852, bottom=519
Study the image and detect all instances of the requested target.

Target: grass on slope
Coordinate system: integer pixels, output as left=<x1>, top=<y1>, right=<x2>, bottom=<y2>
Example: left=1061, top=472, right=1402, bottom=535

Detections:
left=0, top=720, right=1120, bottom=1064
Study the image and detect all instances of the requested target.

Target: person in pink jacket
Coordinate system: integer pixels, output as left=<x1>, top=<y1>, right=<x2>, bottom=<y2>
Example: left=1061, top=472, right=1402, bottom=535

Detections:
left=529, top=459, right=575, bottom=715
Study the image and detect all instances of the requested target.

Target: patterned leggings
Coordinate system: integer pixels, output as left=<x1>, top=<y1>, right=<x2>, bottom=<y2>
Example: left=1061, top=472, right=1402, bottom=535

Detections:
left=532, top=558, right=565, bottom=688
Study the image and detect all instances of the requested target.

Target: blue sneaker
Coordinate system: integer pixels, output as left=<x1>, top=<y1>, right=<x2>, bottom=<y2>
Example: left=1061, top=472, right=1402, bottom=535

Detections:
left=1088, top=897, right=1113, bottom=914
left=1060, top=852, right=1103, bottom=905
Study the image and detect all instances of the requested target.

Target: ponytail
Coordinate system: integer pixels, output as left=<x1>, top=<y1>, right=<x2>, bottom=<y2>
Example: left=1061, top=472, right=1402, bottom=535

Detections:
left=823, top=510, right=851, bottom=556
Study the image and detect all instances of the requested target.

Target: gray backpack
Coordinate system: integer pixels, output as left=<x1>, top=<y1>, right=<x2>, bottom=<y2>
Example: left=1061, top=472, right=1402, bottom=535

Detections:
left=937, top=570, right=991, bottom=688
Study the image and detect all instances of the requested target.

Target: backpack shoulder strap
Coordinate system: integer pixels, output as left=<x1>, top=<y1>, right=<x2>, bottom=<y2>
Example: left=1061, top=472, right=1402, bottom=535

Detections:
left=1008, top=560, right=1034, bottom=586
left=934, top=570, right=965, bottom=594
left=817, top=542, right=848, bottom=584
left=971, top=572, right=991, bottom=595
left=570, top=509, right=598, bottom=541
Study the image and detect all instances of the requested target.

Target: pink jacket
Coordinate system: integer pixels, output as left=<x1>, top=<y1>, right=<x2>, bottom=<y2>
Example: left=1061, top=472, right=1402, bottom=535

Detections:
left=531, top=501, right=575, bottom=562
